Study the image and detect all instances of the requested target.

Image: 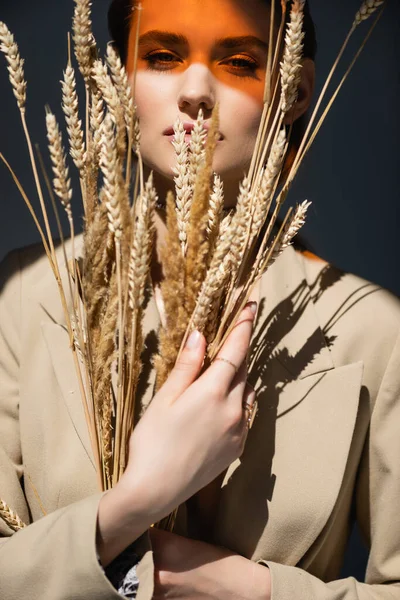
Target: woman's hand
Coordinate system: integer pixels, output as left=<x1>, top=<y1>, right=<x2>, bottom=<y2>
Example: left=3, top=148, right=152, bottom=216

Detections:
left=119, top=302, right=257, bottom=526
left=150, top=528, right=271, bottom=600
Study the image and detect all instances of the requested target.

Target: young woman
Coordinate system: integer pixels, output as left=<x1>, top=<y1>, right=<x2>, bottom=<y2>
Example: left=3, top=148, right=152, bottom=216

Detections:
left=1, top=1, right=400, bottom=599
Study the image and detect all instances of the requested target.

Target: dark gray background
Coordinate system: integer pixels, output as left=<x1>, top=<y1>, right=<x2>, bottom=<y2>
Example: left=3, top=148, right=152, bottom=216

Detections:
left=0, top=0, right=399, bottom=581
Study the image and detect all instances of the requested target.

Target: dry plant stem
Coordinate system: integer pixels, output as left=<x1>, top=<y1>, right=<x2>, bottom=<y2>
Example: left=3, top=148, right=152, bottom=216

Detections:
left=36, top=146, right=88, bottom=400
left=20, top=113, right=57, bottom=264
left=293, top=7, right=384, bottom=176
left=249, top=2, right=285, bottom=183
left=27, top=473, right=47, bottom=516
left=0, top=499, right=26, bottom=532
left=286, top=0, right=384, bottom=184
left=0, top=154, right=52, bottom=264
left=20, top=118, right=102, bottom=487
left=264, top=0, right=276, bottom=106
left=126, top=4, right=142, bottom=187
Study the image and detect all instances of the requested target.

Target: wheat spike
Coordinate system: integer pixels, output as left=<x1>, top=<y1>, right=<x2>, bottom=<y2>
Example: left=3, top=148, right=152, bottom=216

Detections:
left=280, top=0, right=305, bottom=114
left=252, top=129, right=287, bottom=236
left=185, top=105, right=220, bottom=315
left=229, top=176, right=252, bottom=270
left=62, top=64, right=86, bottom=171
left=208, top=174, right=224, bottom=235
left=92, top=60, right=126, bottom=157
left=129, top=173, right=157, bottom=310
left=90, top=88, right=105, bottom=159
left=46, top=110, right=73, bottom=219
left=100, top=112, right=123, bottom=239
left=0, top=22, right=27, bottom=111
left=188, top=109, right=207, bottom=189
left=0, top=498, right=26, bottom=532
left=353, top=0, right=385, bottom=27
left=207, top=173, right=224, bottom=257
left=106, top=43, right=134, bottom=130
left=269, top=200, right=311, bottom=265
left=172, top=119, right=192, bottom=254
left=192, top=211, right=237, bottom=332
left=73, top=0, right=96, bottom=83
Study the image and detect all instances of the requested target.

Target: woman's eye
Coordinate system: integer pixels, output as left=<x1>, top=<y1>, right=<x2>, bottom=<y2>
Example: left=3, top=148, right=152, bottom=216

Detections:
left=143, top=51, right=180, bottom=70
left=223, top=56, right=259, bottom=77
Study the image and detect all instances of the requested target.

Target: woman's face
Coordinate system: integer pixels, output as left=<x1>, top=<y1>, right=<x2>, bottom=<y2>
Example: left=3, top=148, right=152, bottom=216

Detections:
left=127, top=0, right=270, bottom=187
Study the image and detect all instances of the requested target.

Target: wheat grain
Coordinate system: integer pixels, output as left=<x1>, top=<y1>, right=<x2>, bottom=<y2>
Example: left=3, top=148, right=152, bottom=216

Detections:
left=0, top=22, right=26, bottom=111
left=100, top=112, right=123, bottom=239
left=280, top=0, right=305, bottom=114
left=62, top=64, right=86, bottom=171
left=0, top=499, right=26, bottom=532
left=46, top=111, right=73, bottom=219
left=354, top=0, right=385, bottom=27
left=73, top=0, right=96, bottom=83
left=172, top=119, right=192, bottom=254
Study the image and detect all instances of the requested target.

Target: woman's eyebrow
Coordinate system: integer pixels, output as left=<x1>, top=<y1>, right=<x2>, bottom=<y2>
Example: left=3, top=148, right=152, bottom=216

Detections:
left=138, top=30, right=268, bottom=52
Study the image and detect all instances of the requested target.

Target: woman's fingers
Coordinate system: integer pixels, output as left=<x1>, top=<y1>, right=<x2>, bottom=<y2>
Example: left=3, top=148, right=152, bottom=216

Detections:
left=211, top=302, right=257, bottom=389
left=160, top=330, right=207, bottom=402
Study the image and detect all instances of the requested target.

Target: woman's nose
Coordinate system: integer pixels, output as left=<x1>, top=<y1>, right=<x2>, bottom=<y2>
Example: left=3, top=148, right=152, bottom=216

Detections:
left=177, top=63, right=216, bottom=118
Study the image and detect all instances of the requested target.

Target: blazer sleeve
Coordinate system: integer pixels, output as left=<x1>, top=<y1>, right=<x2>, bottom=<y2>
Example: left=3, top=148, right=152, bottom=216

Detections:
left=0, top=250, right=155, bottom=600
left=257, top=326, right=400, bottom=599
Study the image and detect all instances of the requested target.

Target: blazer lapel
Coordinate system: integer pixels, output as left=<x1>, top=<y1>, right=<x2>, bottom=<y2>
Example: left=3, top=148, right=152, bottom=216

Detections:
left=213, top=247, right=363, bottom=565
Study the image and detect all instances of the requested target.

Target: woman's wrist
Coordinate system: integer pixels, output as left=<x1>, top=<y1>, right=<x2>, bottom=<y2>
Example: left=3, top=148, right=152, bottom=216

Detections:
left=96, top=482, right=153, bottom=568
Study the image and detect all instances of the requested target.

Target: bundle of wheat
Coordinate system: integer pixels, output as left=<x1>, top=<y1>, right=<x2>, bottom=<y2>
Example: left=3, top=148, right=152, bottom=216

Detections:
left=0, top=0, right=386, bottom=532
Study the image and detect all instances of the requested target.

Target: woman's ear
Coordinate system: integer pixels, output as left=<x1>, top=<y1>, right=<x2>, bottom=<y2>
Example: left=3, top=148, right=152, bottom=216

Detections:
left=283, top=58, right=315, bottom=125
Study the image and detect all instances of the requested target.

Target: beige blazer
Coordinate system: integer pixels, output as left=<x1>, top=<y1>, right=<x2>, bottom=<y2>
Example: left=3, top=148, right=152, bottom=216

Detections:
left=1, top=237, right=400, bottom=600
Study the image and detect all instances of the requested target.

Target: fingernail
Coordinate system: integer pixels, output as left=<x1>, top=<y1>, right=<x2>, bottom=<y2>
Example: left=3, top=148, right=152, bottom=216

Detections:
left=246, top=301, right=258, bottom=316
left=186, top=330, right=201, bottom=349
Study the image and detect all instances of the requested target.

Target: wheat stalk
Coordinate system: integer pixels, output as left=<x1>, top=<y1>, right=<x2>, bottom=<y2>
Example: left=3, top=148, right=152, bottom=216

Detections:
left=100, top=112, right=123, bottom=239
left=0, top=499, right=26, bottom=532
left=280, top=0, right=305, bottom=114
left=73, top=0, right=96, bottom=83
left=251, top=128, right=287, bottom=236
left=106, top=43, right=134, bottom=130
left=90, top=88, right=105, bottom=159
left=269, top=200, right=311, bottom=265
left=62, top=64, right=86, bottom=172
left=45, top=110, right=73, bottom=221
left=207, top=173, right=224, bottom=252
left=172, top=119, right=192, bottom=254
left=92, top=60, right=126, bottom=157
left=0, top=22, right=26, bottom=111
left=188, top=109, right=207, bottom=189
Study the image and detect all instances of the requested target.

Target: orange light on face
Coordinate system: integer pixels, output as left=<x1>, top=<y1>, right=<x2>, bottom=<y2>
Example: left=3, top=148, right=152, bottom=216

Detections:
left=126, top=0, right=271, bottom=105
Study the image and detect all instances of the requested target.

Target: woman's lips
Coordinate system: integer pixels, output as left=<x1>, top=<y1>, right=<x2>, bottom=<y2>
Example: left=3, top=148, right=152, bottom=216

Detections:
left=165, top=133, right=223, bottom=144
left=163, top=122, right=224, bottom=142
